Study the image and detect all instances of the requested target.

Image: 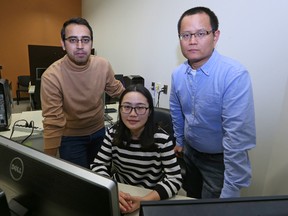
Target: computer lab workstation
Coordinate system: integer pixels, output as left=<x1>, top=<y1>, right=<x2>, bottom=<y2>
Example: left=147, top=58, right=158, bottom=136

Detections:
left=1, top=46, right=288, bottom=216
left=2, top=111, right=288, bottom=216
left=2, top=83, right=288, bottom=216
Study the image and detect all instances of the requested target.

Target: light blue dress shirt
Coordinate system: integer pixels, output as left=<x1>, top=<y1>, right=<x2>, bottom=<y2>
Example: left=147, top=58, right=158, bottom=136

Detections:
left=170, top=50, right=256, bottom=198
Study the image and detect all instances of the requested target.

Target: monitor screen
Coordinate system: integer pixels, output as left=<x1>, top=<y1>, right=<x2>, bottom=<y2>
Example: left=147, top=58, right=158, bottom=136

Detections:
left=140, top=196, right=288, bottom=216
left=105, top=74, right=124, bottom=105
left=35, top=68, right=47, bottom=81
left=0, top=135, right=120, bottom=216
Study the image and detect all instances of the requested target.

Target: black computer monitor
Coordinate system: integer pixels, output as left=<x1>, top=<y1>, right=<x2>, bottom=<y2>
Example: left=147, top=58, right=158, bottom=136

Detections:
left=105, top=74, right=125, bottom=105
left=0, top=135, right=120, bottom=216
left=0, top=79, right=12, bottom=131
left=140, top=196, right=288, bottom=216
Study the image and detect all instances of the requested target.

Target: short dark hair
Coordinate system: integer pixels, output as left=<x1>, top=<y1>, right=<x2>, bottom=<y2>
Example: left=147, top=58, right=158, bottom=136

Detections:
left=113, top=84, right=156, bottom=149
left=177, top=6, right=219, bottom=34
left=61, top=17, right=93, bottom=41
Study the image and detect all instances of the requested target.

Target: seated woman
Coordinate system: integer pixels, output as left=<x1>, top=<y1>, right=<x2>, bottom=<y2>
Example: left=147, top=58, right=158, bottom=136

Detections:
left=90, top=84, right=183, bottom=214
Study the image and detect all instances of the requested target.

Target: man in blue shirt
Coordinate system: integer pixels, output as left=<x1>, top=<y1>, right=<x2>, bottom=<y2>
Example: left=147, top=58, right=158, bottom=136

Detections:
left=170, top=6, right=256, bottom=199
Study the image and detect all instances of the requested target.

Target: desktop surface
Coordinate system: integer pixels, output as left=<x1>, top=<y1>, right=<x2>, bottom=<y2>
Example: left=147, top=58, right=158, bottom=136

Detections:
left=0, top=104, right=119, bottom=148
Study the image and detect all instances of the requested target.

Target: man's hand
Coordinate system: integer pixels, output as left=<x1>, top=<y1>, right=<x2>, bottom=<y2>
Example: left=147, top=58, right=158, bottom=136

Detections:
left=44, top=148, right=58, bottom=157
left=174, top=145, right=183, bottom=158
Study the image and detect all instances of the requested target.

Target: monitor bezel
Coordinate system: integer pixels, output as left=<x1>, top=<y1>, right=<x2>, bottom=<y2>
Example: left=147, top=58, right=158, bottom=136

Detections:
left=139, top=195, right=288, bottom=216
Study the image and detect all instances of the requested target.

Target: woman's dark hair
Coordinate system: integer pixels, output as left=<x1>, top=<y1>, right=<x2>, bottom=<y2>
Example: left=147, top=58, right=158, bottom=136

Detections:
left=113, top=84, right=156, bottom=149
left=61, top=17, right=93, bottom=41
left=177, top=6, right=219, bottom=34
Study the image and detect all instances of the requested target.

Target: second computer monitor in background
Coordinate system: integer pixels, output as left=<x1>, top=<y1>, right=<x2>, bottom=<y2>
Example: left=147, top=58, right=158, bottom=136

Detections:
left=123, top=75, right=144, bottom=87
left=105, top=74, right=125, bottom=105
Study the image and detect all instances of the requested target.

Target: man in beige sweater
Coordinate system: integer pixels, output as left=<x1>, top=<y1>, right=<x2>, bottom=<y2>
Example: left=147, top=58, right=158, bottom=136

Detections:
left=41, top=17, right=124, bottom=168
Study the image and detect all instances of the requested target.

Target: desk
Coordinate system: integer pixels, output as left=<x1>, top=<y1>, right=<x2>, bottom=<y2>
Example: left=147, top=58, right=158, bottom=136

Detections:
left=0, top=111, right=44, bottom=151
left=118, top=183, right=191, bottom=216
left=0, top=104, right=119, bottom=151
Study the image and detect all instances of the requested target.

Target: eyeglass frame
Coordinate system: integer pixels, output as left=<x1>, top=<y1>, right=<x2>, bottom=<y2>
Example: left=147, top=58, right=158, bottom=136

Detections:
left=179, top=29, right=214, bottom=41
left=64, top=36, right=92, bottom=44
left=120, top=105, right=149, bottom=115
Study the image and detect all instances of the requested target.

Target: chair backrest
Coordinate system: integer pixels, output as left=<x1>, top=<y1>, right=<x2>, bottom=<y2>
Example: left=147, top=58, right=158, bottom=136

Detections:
left=153, top=107, right=186, bottom=177
left=17, top=75, right=30, bottom=87
left=154, top=107, right=174, bottom=135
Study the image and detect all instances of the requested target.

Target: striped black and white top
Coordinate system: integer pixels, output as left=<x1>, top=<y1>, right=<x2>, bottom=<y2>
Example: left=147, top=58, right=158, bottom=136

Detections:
left=90, top=126, right=183, bottom=200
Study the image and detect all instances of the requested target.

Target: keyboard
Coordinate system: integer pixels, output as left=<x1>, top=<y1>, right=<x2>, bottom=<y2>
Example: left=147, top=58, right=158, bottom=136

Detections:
left=105, top=108, right=117, bottom=113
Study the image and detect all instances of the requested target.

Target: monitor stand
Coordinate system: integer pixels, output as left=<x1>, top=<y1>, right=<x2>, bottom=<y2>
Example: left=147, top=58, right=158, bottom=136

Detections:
left=0, top=189, right=11, bottom=216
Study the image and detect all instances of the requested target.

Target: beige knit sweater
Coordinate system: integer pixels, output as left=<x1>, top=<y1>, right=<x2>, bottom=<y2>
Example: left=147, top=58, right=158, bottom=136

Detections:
left=41, top=55, right=124, bottom=149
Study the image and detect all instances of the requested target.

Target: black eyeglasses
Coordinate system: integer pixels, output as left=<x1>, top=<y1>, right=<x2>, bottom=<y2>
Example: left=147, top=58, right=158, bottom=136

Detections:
left=179, top=30, right=213, bottom=41
left=65, top=36, right=91, bottom=44
left=120, top=105, right=149, bottom=115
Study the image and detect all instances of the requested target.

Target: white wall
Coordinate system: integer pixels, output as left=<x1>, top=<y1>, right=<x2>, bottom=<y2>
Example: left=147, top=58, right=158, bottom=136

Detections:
left=82, top=0, right=288, bottom=197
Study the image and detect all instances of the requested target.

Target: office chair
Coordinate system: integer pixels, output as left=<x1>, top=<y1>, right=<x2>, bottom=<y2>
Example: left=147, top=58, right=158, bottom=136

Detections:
left=16, top=75, right=30, bottom=105
left=154, top=107, right=186, bottom=178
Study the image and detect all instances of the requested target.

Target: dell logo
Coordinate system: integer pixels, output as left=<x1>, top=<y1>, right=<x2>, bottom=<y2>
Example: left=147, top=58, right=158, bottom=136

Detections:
left=9, top=157, right=24, bottom=181
left=11, top=163, right=22, bottom=173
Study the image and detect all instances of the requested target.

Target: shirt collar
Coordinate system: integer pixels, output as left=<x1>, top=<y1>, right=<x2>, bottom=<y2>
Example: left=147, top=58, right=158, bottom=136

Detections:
left=64, top=55, right=91, bottom=72
left=184, top=50, right=219, bottom=76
